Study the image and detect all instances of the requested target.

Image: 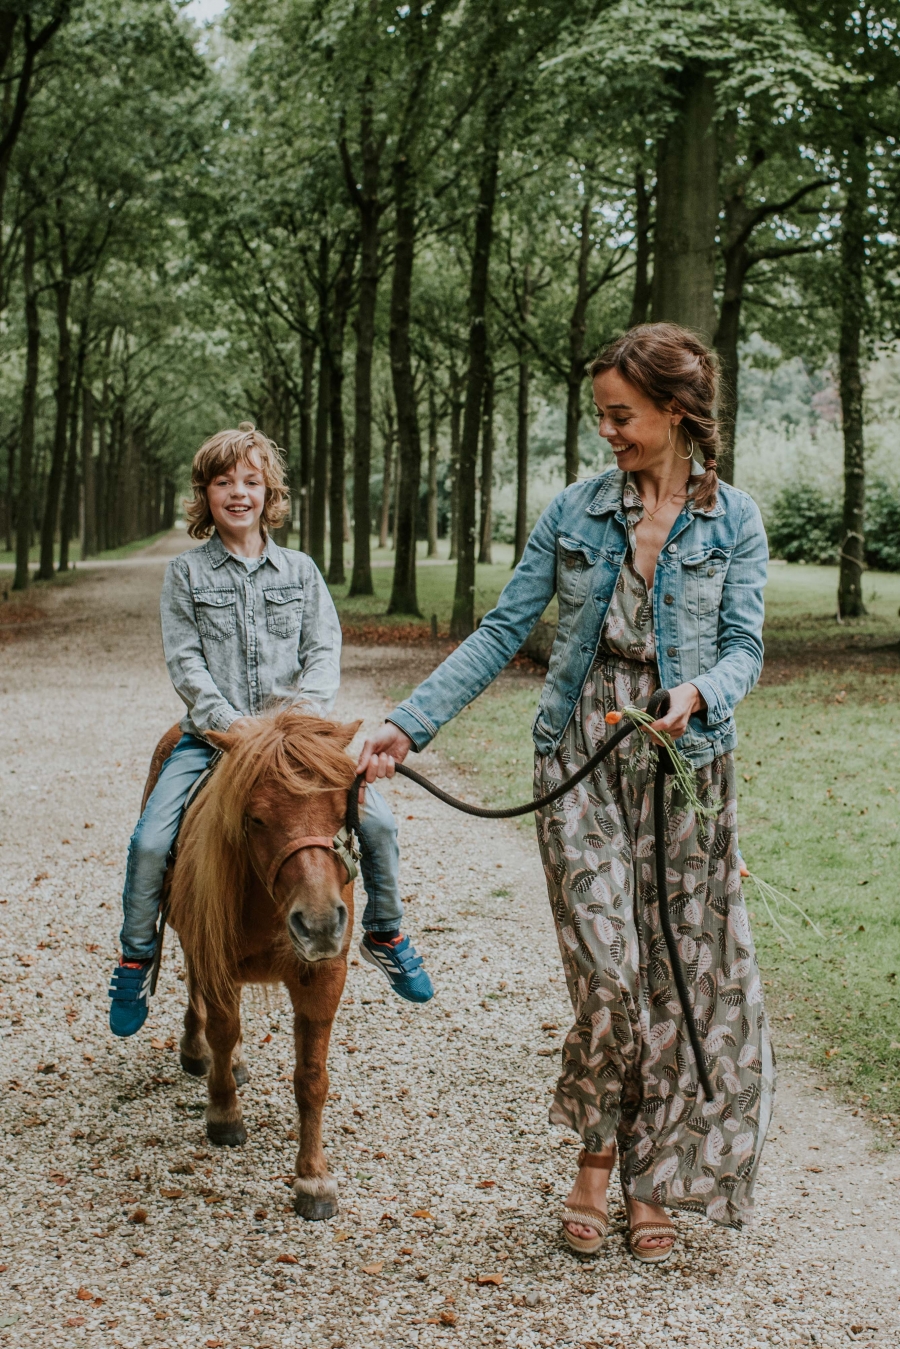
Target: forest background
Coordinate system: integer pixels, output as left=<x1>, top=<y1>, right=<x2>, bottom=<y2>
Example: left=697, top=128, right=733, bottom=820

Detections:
left=0, top=0, right=899, bottom=631
left=1, top=0, right=900, bottom=1120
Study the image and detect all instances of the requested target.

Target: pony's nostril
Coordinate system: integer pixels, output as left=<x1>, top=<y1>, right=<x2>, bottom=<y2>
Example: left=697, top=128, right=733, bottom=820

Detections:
left=289, top=909, right=311, bottom=942
left=334, top=903, right=348, bottom=937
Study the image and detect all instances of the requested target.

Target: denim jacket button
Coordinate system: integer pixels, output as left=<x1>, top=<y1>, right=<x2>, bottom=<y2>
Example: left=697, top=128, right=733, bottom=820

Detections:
left=667, top=544, right=677, bottom=554
left=667, top=646, right=677, bottom=657
left=664, top=593, right=674, bottom=605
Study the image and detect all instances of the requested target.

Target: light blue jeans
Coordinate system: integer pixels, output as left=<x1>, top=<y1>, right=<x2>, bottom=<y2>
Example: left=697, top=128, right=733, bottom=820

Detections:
left=119, top=733, right=403, bottom=961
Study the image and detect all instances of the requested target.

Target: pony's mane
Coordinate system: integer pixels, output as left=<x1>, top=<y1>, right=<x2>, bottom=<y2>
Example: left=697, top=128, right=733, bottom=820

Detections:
left=168, top=709, right=360, bottom=1004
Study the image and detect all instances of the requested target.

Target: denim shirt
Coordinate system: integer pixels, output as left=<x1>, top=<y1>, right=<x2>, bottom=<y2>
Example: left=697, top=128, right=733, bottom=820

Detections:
left=389, top=467, right=767, bottom=767
left=160, top=532, right=342, bottom=739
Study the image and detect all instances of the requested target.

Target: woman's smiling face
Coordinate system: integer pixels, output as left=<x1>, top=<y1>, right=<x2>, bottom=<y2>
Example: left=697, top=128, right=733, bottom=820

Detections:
left=592, top=368, right=683, bottom=474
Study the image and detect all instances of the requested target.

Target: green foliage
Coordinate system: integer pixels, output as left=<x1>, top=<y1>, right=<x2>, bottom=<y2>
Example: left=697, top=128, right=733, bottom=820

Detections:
left=864, top=479, right=900, bottom=574
left=767, top=484, right=841, bottom=564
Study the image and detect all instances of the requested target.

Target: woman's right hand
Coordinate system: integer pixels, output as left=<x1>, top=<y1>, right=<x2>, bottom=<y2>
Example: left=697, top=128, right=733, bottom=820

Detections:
left=356, top=722, right=414, bottom=790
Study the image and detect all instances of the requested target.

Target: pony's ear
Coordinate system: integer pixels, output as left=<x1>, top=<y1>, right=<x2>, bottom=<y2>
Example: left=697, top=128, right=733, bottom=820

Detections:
left=331, top=719, right=363, bottom=750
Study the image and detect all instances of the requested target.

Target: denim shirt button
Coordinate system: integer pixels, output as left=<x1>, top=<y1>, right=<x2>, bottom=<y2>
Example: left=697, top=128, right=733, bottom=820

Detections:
left=664, top=594, right=674, bottom=605
left=667, top=646, right=677, bottom=657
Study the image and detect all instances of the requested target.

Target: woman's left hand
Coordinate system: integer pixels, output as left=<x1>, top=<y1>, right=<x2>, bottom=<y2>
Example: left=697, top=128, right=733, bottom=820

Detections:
left=648, top=682, right=706, bottom=742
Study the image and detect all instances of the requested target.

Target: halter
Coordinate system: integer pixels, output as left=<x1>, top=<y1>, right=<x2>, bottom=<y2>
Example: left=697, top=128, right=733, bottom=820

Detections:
left=245, top=820, right=359, bottom=900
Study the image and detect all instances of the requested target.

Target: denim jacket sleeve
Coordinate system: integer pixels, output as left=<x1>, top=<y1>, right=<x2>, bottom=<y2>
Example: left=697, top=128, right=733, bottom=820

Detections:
left=293, top=557, right=342, bottom=716
left=689, top=494, right=767, bottom=728
left=161, top=557, right=244, bottom=734
left=389, top=495, right=562, bottom=749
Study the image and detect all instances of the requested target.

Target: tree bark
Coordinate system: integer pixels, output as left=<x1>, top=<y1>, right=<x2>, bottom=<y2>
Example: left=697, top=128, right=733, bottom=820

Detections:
left=426, top=384, right=439, bottom=557
left=13, top=219, right=38, bottom=591
left=328, top=244, right=356, bottom=586
left=837, top=133, right=868, bottom=620
left=628, top=167, right=652, bottom=328
left=379, top=410, right=394, bottom=549
left=514, top=353, right=529, bottom=565
left=311, top=340, right=330, bottom=571
left=651, top=65, right=718, bottom=341
left=448, top=379, right=461, bottom=560
left=81, top=385, right=96, bottom=557
left=478, top=362, right=494, bottom=564
left=451, top=110, right=501, bottom=638
left=387, top=150, right=422, bottom=615
left=298, top=333, right=313, bottom=553
left=58, top=364, right=80, bottom=571
left=713, top=241, right=749, bottom=486
left=38, top=262, right=72, bottom=580
left=564, top=194, right=595, bottom=485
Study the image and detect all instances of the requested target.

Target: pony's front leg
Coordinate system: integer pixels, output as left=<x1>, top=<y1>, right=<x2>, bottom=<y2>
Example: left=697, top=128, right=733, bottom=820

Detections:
left=204, top=988, right=247, bottom=1147
left=179, top=961, right=211, bottom=1078
left=285, top=969, right=342, bottom=1220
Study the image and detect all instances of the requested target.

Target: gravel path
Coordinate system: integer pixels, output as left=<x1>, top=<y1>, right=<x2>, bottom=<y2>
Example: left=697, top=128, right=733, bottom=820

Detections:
left=2, top=533, right=899, bottom=1349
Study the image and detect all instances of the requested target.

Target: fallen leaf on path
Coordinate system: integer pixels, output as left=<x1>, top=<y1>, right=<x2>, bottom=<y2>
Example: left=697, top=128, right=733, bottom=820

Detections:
left=129, top=1208, right=148, bottom=1223
left=150, top=1039, right=165, bottom=1050
left=206, top=1340, right=223, bottom=1347
left=440, top=1310, right=458, bottom=1325
left=475, top=1180, right=496, bottom=1189
left=361, top=1261, right=384, bottom=1275
left=333, top=1230, right=350, bottom=1242
left=65, top=1317, right=85, bottom=1328
left=160, top=1188, right=183, bottom=1199
left=76, top=1288, right=93, bottom=1301
left=259, top=1033, right=272, bottom=1045
left=276, top=1254, right=298, bottom=1264
left=806, top=1165, right=823, bottom=1173
left=411, top=1209, right=432, bottom=1219
left=476, top=1273, right=503, bottom=1286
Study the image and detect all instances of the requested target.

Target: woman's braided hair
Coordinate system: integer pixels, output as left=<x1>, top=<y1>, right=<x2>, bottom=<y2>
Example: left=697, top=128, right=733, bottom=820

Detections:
left=587, top=323, right=721, bottom=512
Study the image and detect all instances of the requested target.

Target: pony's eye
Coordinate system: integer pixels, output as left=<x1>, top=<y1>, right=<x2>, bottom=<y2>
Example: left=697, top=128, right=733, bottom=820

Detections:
left=248, top=815, right=265, bottom=828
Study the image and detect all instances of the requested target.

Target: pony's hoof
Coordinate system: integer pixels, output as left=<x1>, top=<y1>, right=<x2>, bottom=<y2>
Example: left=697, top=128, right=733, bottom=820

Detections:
left=292, top=1174, right=338, bottom=1222
left=180, top=1052, right=211, bottom=1077
left=206, top=1118, right=247, bottom=1147
left=232, top=1061, right=250, bottom=1088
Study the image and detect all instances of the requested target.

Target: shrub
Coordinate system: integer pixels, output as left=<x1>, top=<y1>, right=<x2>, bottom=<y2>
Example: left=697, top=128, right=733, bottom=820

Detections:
left=864, top=479, right=900, bottom=572
left=766, top=485, right=841, bottom=564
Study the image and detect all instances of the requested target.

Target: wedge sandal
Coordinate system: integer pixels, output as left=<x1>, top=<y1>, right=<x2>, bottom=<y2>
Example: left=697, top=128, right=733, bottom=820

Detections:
left=560, top=1146, right=617, bottom=1255
left=625, top=1198, right=676, bottom=1264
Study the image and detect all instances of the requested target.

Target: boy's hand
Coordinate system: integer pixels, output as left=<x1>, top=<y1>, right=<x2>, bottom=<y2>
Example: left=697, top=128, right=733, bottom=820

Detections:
left=356, top=723, right=414, bottom=800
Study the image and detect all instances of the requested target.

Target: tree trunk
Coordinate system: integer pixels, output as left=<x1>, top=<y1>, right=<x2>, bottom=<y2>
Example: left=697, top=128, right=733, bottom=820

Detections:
left=311, top=341, right=330, bottom=571
left=564, top=195, right=595, bottom=485
left=299, top=333, right=313, bottom=553
left=379, top=415, right=393, bottom=549
left=448, top=382, right=461, bottom=560
left=392, top=438, right=401, bottom=550
left=38, top=269, right=72, bottom=580
left=13, top=219, right=38, bottom=591
left=162, top=476, right=175, bottom=529
left=328, top=244, right=356, bottom=586
left=478, top=362, right=494, bottom=564
left=58, top=366, right=80, bottom=571
left=426, top=385, right=439, bottom=557
left=81, top=385, right=96, bottom=557
left=713, top=243, right=749, bottom=486
left=387, top=152, right=422, bottom=615
left=837, top=133, right=868, bottom=620
left=651, top=65, right=718, bottom=341
left=628, top=166, right=652, bottom=328
left=3, top=432, right=14, bottom=554
left=514, top=354, right=529, bottom=565
left=451, top=112, right=501, bottom=639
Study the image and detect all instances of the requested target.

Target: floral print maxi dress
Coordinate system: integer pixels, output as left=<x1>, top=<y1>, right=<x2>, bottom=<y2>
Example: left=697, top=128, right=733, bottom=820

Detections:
left=534, top=483, right=775, bottom=1228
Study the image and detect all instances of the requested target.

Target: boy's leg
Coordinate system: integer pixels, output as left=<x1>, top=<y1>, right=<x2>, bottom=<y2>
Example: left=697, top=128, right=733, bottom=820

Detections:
left=356, top=786, right=433, bottom=1004
left=111, top=735, right=214, bottom=1037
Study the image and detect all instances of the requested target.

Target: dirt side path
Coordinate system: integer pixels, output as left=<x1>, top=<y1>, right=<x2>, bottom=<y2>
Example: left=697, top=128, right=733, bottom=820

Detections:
left=1, top=535, right=898, bottom=1349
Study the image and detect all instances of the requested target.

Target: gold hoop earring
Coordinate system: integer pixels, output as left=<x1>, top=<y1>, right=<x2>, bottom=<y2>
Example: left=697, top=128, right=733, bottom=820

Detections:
left=674, top=431, right=694, bottom=461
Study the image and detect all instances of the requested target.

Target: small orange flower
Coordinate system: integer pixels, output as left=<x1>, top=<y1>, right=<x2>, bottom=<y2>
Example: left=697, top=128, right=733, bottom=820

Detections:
left=604, top=710, right=623, bottom=724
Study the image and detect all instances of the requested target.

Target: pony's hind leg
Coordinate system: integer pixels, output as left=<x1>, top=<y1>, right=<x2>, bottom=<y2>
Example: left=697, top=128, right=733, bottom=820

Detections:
left=180, top=964, right=211, bottom=1078
left=204, top=988, right=247, bottom=1147
left=231, top=1034, right=250, bottom=1089
left=285, top=969, right=342, bottom=1221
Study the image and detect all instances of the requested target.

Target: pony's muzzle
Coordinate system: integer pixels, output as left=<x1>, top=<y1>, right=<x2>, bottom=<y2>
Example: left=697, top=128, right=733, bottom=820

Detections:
left=288, top=900, right=348, bottom=961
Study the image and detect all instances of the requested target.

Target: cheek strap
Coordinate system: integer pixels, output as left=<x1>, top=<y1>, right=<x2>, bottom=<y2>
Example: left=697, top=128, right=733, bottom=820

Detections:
left=262, top=824, right=359, bottom=896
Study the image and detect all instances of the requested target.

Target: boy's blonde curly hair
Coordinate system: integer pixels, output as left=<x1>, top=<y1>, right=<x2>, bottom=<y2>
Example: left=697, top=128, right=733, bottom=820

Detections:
left=184, top=423, right=290, bottom=540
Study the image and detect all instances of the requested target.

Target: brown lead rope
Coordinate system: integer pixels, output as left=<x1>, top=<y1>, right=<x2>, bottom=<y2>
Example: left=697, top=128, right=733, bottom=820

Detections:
left=348, top=687, right=714, bottom=1102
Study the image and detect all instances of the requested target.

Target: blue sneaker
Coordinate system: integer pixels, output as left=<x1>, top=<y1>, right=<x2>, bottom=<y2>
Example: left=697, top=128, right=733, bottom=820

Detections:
left=359, top=933, right=434, bottom=1004
left=108, top=960, right=152, bottom=1037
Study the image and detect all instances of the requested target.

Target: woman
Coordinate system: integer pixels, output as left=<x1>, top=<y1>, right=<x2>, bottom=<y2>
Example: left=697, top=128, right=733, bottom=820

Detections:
left=358, top=323, right=774, bottom=1263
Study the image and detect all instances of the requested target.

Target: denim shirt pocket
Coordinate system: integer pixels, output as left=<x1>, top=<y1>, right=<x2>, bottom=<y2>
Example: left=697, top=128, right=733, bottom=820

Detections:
left=680, top=547, right=731, bottom=617
left=557, top=537, right=600, bottom=608
left=192, top=586, right=237, bottom=641
left=264, top=585, right=304, bottom=638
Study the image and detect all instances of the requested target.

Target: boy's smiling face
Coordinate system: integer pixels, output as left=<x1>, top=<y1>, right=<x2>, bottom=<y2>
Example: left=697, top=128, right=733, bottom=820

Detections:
left=207, top=451, right=267, bottom=549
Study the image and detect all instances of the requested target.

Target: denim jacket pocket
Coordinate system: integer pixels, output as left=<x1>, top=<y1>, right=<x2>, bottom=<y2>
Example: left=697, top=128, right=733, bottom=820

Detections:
left=681, top=548, right=730, bottom=618
left=192, top=586, right=237, bottom=641
left=264, top=585, right=304, bottom=638
left=557, top=537, right=600, bottom=607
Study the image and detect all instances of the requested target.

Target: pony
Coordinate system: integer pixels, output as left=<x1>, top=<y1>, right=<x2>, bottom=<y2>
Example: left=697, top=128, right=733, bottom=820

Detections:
left=144, top=707, right=361, bottom=1220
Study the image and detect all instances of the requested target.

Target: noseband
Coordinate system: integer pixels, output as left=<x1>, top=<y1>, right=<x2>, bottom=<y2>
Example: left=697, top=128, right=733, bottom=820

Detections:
left=245, top=821, right=359, bottom=900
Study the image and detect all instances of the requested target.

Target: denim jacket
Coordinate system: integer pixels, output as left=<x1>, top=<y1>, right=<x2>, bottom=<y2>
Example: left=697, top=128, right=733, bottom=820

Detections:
left=160, top=532, right=342, bottom=739
left=389, top=467, right=767, bottom=767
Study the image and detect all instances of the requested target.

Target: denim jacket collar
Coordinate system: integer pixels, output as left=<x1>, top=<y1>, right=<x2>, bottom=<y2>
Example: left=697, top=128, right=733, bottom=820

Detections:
left=586, top=464, right=725, bottom=521
left=205, top=531, right=283, bottom=571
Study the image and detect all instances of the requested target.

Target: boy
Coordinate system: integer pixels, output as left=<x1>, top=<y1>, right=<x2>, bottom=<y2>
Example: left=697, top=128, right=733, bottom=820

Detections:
left=108, top=423, right=433, bottom=1036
